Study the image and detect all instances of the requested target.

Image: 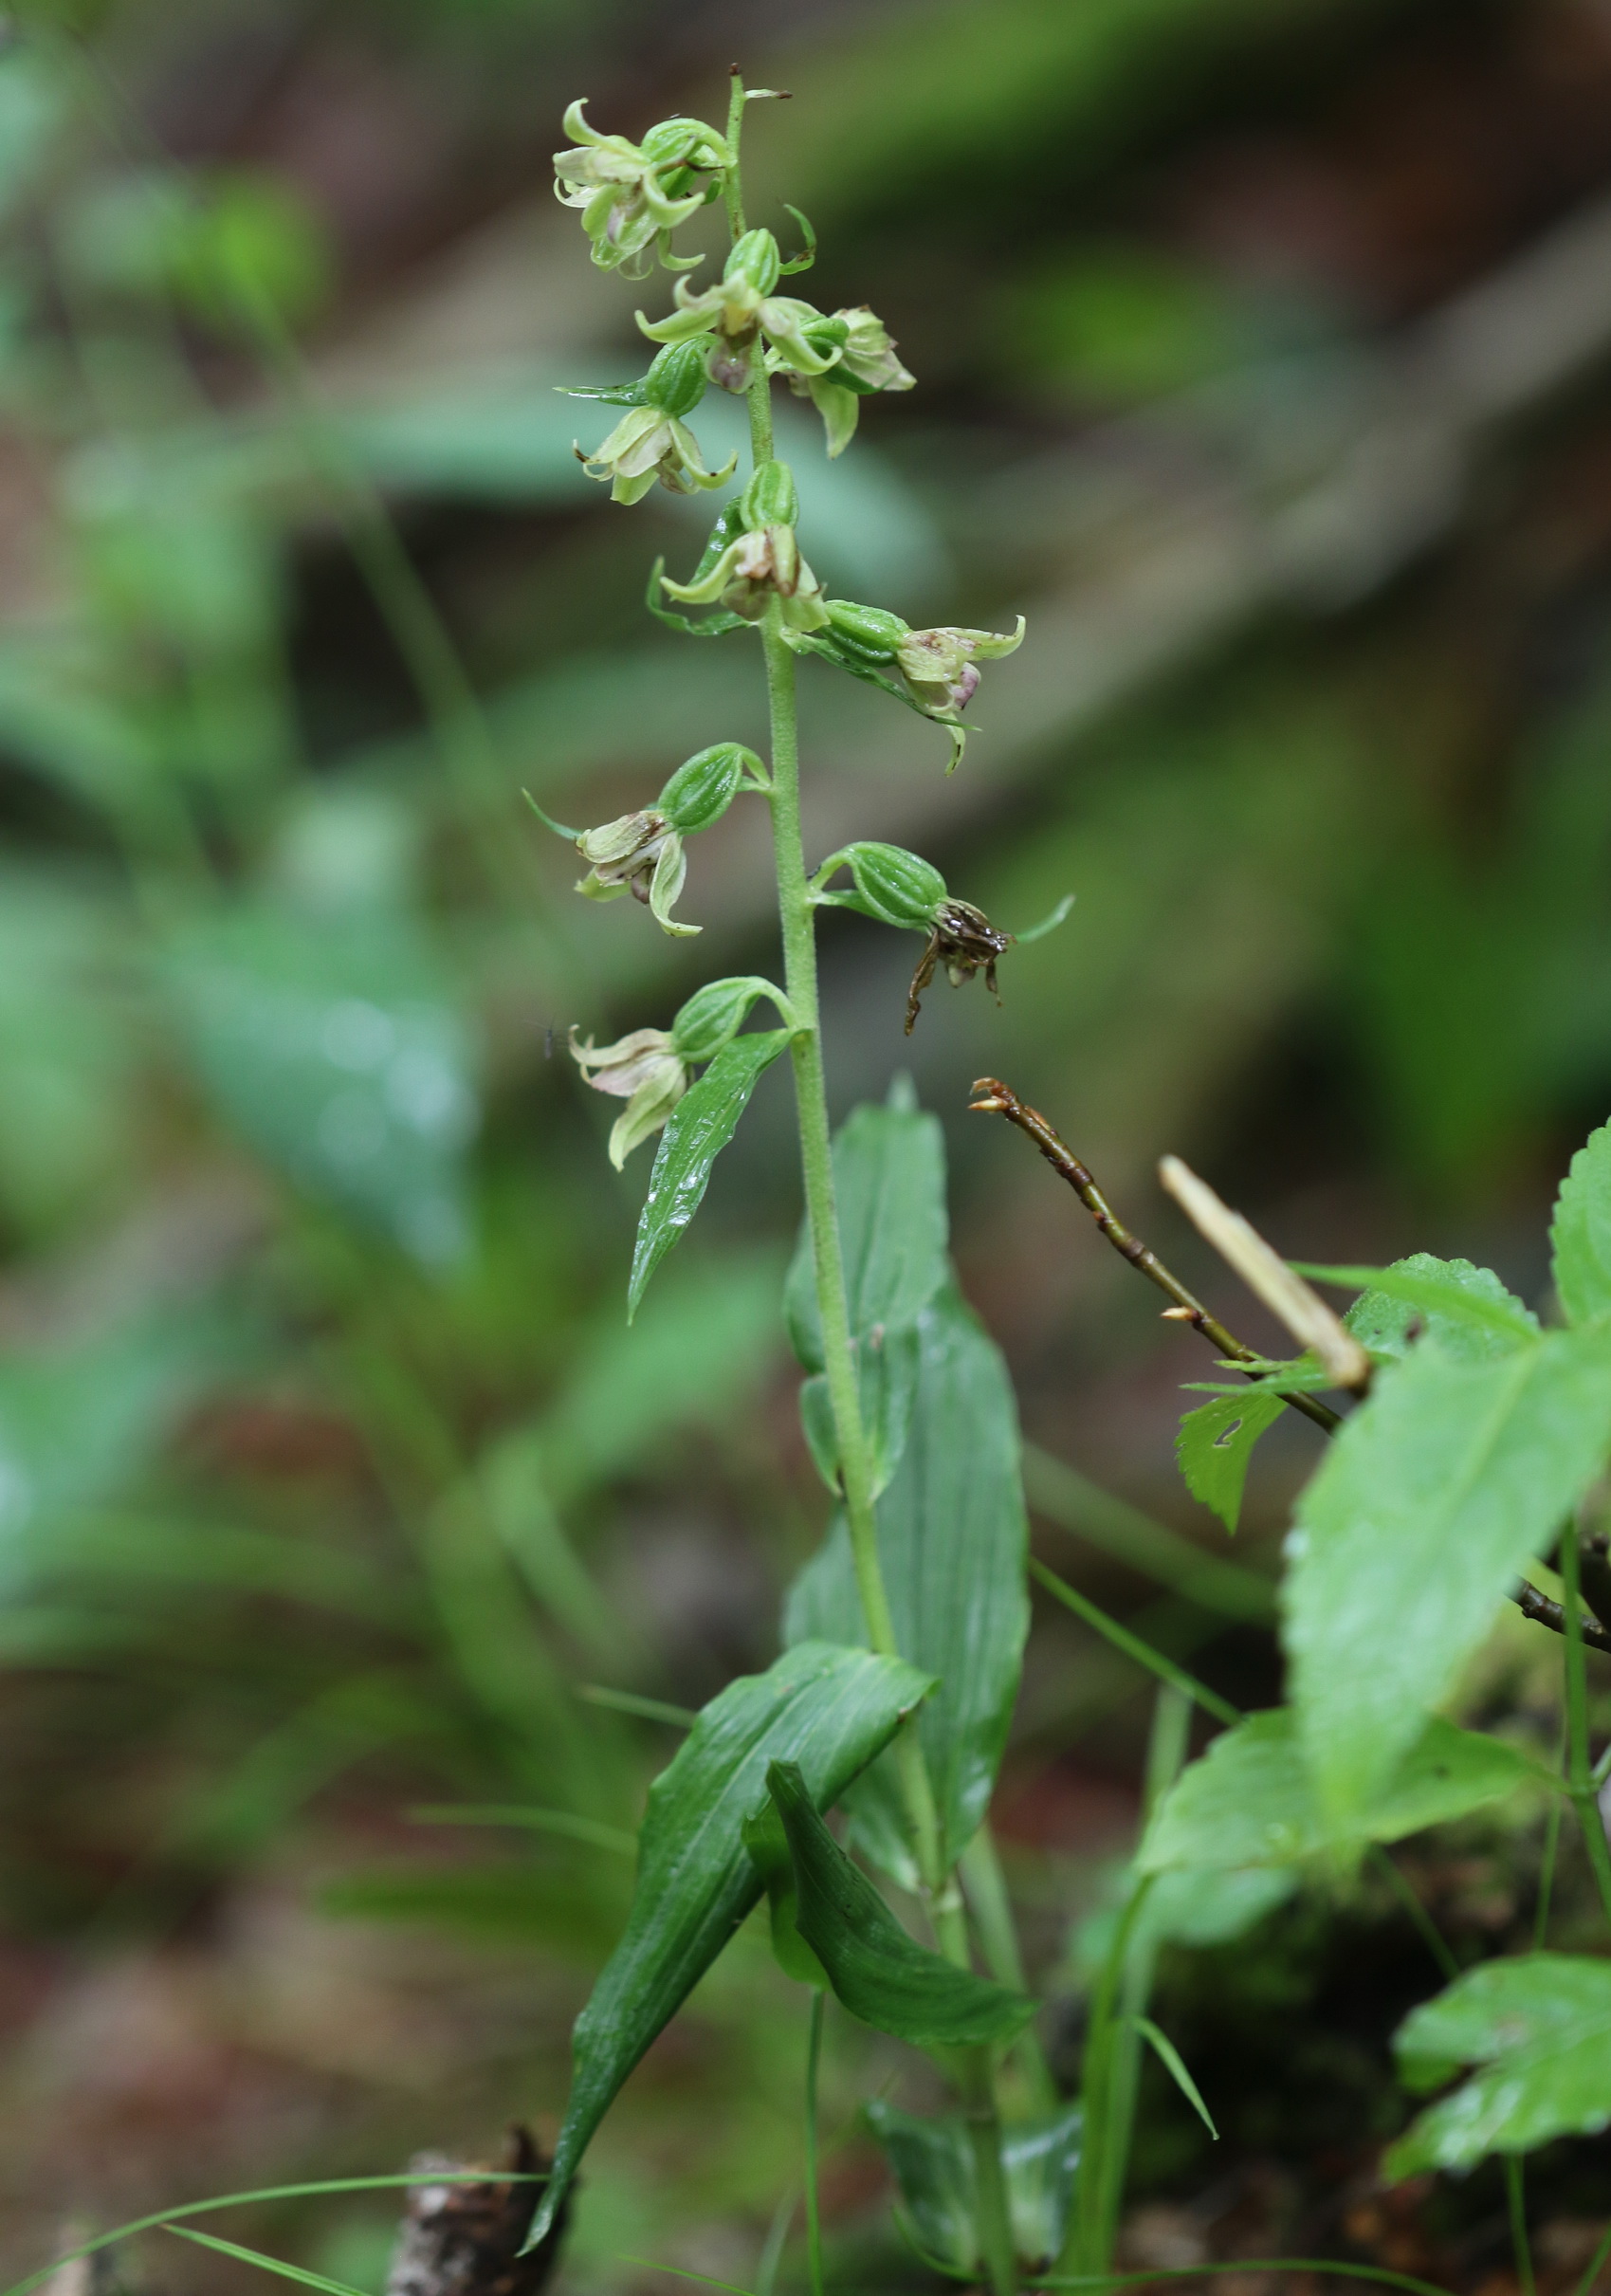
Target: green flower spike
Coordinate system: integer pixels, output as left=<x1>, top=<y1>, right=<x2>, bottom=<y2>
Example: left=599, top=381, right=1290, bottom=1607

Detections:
left=660, top=459, right=829, bottom=634
left=569, top=1027, right=689, bottom=1168
left=774, top=305, right=915, bottom=458
left=637, top=230, right=842, bottom=396
left=570, top=343, right=737, bottom=505
left=553, top=101, right=731, bottom=280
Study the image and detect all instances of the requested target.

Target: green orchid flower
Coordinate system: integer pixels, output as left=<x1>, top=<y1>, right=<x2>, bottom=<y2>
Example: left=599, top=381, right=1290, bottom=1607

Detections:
left=553, top=101, right=731, bottom=279
left=636, top=230, right=841, bottom=395
left=568, top=1027, right=689, bottom=1167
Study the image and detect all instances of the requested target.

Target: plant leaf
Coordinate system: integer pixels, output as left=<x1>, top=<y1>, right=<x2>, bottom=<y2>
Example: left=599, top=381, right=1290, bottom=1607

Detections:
left=784, top=1286, right=1030, bottom=1881
left=1136, top=2017, right=1218, bottom=2139
left=1552, top=1122, right=1611, bottom=1328
left=784, top=1099, right=949, bottom=1371
left=528, top=1641, right=932, bottom=2243
left=796, top=1321, right=922, bottom=1500
left=1175, top=1388, right=1286, bottom=1532
left=1139, top=1710, right=1536, bottom=1873
left=1385, top=1954, right=1611, bottom=2177
left=1308, top=1255, right=1541, bottom=1359
left=765, top=1759, right=1034, bottom=2047
left=865, top=2099, right=1082, bottom=2275
left=163, top=901, right=478, bottom=1263
left=628, top=1031, right=789, bottom=1316
left=1283, top=1322, right=1611, bottom=1829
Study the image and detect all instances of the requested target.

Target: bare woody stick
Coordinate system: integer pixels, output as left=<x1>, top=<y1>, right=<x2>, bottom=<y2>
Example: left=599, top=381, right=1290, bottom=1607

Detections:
left=973, top=1076, right=1601, bottom=1657
left=969, top=1077, right=1340, bottom=1434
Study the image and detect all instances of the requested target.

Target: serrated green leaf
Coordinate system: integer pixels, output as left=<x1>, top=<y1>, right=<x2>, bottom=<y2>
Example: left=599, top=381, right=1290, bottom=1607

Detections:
left=1385, top=1955, right=1611, bottom=2177
left=1139, top=1710, right=1536, bottom=1874
left=529, top=1642, right=933, bottom=2242
left=865, top=2099, right=1082, bottom=2274
left=783, top=1287, right=1030, bottom=1882
left=627, top=1031, right=789, bottom=1315
left=1175, top=1388, right=1286, bottom=1532
left=1311, top=1256, right=1540, bottom=1359
left=1552, top=1123, right=1611, bottom=1328
left=784, top=1099, right=948, bottom=1371
left=766, top=1759, right=1034, bottom=2048
left=164, top=903, right=478, bottom=1262
left=1284, top=1323, right=1611, bottom=1829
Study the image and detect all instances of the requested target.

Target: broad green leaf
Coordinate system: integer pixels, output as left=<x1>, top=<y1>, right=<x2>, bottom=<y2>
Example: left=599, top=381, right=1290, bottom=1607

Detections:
left=1284, top=1323, right=1611, bottom=1828
left=1314, top=1256, right=1540, bottom=1360
left=865, top=2099, right=1082, bottom=2274
left=529, top=1642, right=933, bottom=2242
left=1551, top=1123, right=1611, bottom=1328
left=1385, top=1954, right=1611, bottom=2177
left=797, top=1321, right=921, bottom=1500
left=164, top=903, right=477, bottom=1262
left=1139, top=1710, right=1536, bottom=1873
left=784, top=1286, right=1030, bottom=1880
left=784, top=1097, right=948, bottom=1370
left=628, top=1032, right=789, bottom=1315
left=766, top=1760, right=1034, bottom=2048
left=1175, top=1388, right=1285, bottom=1533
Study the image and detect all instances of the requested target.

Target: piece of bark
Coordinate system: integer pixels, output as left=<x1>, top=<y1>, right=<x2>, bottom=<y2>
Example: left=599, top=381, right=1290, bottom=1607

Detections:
left=387, top=2125, right=568, bottom=2296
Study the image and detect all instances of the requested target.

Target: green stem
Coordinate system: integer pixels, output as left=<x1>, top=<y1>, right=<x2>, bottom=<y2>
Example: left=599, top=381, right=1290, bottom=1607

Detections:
left=1507, top=2156, right=1536, bottom=2296
left=1561, top=1528, right=1611, bottom=1931
left=1535, top=1726, right=1567, bottom=1951
left=961, top=1825, right=1058, bottom=2112
left=804, top=1989, right=826, bottom=2296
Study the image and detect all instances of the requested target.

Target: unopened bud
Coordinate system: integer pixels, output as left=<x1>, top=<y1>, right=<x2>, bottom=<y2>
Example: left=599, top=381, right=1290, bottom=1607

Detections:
left=724, top=228, right=781, bottom=297
left=741, top=459, right=799, bottom=532
left=644, top=340, right=708, bottom=418
left=657, top=742, right=760, bottom=833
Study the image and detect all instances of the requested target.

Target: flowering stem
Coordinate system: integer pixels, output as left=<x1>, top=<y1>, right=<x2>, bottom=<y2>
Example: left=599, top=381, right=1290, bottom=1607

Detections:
left=1560, top=1526, right=1611, bottom=1931
left=727, top=75, right=1016, bottom=2296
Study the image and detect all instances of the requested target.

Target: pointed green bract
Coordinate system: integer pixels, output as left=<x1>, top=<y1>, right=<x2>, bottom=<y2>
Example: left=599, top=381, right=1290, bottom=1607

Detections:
left=1175, top=1387, right=1285, bottom=1533
left=784, top=1286, right=1031, bottom=1882
left=1386, top=1954, right=1611, bottom=2177
left=1283, top=1322, right=1611, bottom=1829
left=628, top=1030, right=790, bottom=1314
left=1551, top=1121, right=1611, bottom=1328
left=1139, top=1709, right=1536, bottom=1873
left=865, top=2099, right=1082, bottom=2274
left=766, top=1759, right=1034, bottom=2047
left=527, top=1642, right=933, bottom=2244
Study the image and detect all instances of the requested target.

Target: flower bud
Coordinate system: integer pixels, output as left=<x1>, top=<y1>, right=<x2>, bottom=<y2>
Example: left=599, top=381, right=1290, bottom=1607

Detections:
left=643, top=340, right=708, bottom=417
left=671, top=975, right=780, bottom=1062
left=838, top=841, right=948, bottom=929
left=741, top=459, right=799, bottom=532
left=724, top=228, right=781, bottom=297
left=657, top=742, right=760, bottom=833
left=825, top=598, right=908, bottom=661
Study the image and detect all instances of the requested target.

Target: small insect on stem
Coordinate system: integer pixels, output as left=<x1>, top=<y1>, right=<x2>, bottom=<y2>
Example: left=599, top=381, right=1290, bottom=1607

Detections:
left=906, top=901, right=1015, bottom=1034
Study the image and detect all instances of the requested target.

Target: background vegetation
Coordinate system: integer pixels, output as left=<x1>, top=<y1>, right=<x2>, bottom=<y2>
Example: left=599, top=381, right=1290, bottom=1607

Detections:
left=3, top=0, right=1611, bottom=2290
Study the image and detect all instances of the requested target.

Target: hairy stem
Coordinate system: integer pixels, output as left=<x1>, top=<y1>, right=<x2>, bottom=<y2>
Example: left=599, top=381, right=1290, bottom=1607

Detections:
left=804, top=1989, right=826, bottom=2296
left=727, top=76, right=1015, bottom=2293
left=1560, top=1528, right=1611, bottom=1930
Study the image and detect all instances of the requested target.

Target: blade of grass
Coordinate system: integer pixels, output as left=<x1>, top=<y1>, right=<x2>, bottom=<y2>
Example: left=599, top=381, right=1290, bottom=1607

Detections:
left=409, top=1804, right=635, bottom=1855
left=1135, top=2017, right=1218, bottom=2140
left=1030, top=1558, right=1238, bottom=1726
left=164, top=2228, right=371, bottom=2296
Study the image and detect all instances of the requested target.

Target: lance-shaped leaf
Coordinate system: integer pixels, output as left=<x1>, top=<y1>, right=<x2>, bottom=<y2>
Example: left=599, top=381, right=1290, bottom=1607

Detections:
left=766, top=1760, right=1034, bottom=2048
left=784, top=1095, right=949, bottom=1371
left=527, top=1641, right=933, bottom=2244
left=1552, top=1122, right=1611, bottom=1329
left=1175, top=1388, right=1286, bottom=1534
left=784, top=1286, right=1030, bottom=1883
left=1386, top=1954, right=1611, bottom=2177
left=1139, top=1709, right=1536, bottom=1873
left=865, top=2098, right=1082, bottom=2275
left=1283, top=1321, right=1611, bottom=1830
left=628, top=1029, right=789, bottom=1316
